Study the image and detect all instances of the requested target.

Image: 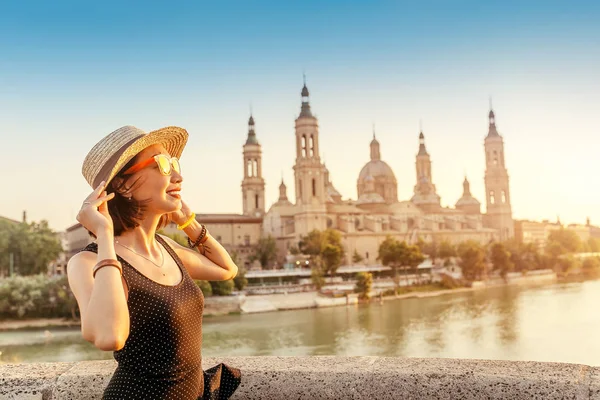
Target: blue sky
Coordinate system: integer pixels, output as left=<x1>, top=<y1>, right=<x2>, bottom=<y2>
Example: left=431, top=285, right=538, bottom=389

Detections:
left=1, top=1, right=599, bottom=230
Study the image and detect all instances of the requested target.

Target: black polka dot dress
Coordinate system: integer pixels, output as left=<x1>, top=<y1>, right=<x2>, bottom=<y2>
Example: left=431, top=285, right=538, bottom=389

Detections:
left=81, top=234, right=240, bottom=399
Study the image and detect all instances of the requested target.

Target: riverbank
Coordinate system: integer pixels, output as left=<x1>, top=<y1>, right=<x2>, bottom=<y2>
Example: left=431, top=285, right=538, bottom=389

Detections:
left=0, top=270, right=559, bottom=331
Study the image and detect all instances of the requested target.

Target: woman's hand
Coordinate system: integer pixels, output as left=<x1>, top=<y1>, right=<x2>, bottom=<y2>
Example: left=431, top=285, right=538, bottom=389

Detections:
left=170, top=198, right=193, bottom=227
left=76, top=181, right=115, bottom=237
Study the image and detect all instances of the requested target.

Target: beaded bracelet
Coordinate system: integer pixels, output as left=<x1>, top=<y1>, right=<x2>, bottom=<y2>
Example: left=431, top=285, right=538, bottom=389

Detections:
left=93, top=259, right=123, bottom=278
left=187, top=224, right=207, bottom=248
left=177, top=212, right=196, bottom=230
left=187, top=225, right=210, bottom=255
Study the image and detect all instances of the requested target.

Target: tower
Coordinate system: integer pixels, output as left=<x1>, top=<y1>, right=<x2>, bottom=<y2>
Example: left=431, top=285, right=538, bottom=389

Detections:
left=483, top=107, right=514, bottom=239
left=411, top=128, right=441, bottom=211
left=292, top=79, right=328, bottom=234
left=241, top=114, right=265, bottom=217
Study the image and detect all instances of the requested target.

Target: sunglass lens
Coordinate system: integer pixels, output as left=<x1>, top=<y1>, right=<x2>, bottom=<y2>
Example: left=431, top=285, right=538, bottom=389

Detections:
left=172, top=158, right=181, bottom=174
left=156, top=155, right=171, bottom=175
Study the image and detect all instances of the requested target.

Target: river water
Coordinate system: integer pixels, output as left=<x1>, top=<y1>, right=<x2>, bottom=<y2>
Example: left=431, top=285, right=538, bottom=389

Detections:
left=2, top=280, right=600, bottom=365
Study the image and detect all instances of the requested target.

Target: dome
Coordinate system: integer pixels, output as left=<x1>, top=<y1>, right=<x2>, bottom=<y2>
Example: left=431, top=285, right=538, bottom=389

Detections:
left=356, top=192, right=385, bottom=205
left=358, top=160, right=397, bottom=183
left=456, top=196, right=481, bottom=207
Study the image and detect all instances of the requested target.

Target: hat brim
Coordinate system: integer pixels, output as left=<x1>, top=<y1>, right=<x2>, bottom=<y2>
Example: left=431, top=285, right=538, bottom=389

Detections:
left=96, top=126, right=188, bottom=189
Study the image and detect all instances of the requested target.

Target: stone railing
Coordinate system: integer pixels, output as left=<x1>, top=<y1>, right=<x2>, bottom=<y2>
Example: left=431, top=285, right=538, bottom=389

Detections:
left=2, top=356, right=600, bottom=399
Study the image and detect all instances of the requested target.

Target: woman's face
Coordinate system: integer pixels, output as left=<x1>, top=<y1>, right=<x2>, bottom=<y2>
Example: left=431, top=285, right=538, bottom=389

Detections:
left=124, top=144, right=184, bottom=215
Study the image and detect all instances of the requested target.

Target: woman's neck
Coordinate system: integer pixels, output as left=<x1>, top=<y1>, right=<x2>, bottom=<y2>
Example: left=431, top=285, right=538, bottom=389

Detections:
left=115, top=214, right=163, bottom=254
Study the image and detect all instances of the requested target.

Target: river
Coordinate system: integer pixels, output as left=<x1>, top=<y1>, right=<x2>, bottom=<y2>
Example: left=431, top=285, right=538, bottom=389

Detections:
left=2, top=280, right=600, bottom=365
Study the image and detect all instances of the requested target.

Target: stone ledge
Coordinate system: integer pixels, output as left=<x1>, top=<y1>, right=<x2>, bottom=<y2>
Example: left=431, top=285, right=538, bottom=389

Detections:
left=0, top=357, right=598, bottom=399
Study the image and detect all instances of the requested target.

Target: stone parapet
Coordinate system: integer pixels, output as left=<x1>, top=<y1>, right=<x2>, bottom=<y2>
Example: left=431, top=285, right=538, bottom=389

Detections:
left=1, top=356, right=599, bottom=399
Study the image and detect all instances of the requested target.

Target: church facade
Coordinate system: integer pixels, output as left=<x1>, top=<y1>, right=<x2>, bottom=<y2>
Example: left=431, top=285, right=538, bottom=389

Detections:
left=62, top=82, right=515, bottom=270
left=253, top=83, right=514, bottom=264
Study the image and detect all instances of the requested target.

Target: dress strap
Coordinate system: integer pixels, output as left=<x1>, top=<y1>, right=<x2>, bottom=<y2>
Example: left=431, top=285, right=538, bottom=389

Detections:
left=155, top=234, right=187, bottom=272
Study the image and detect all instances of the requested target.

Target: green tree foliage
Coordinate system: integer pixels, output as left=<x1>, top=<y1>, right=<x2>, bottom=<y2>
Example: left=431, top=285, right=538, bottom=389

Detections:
left=424, top=241, right=439, bottom=264
left=438, top=240, right=456, bottom=264
left=352, top=250, right=364, bottom=264
left=0, top=275, right=78, bottom=319
left=298, top=229, right=346, bottom=276
left=0, top=220, right=63, bottom=276
left=230, top=251, right=248, bottom=290
left=311, top=266, right=325, bottom=290
left=157, top=230, right=188, bottom=246
left=195, top=280, right=213, bottom=296
left=490, top=242, right=514, bottom=279
left=555, top=255, right=580, bottom=277
left=457, top=240, right=486, bottom=281
left=249, top=235, right=278, bottom=269
left=354, top=272, right=373, bottom=300
left=378, top=236, right=425, bottom=286
left=210, top=279, right=234, bottom=296
left=588, top=238, right=600, bottom=253
left=546, top=228, right=582, bottom=256
left=582, top=257, right=600, bottom=279
left=504, top=240, right=544, bottom=272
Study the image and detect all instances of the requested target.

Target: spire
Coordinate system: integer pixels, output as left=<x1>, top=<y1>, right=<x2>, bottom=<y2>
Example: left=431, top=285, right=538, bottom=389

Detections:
left=463, top=176, right=472, bottom=196
left=279, top=178, right=288, bottom=201
left=418, top=128, right=428, bottom=156
left=299, top=75, right=313, bottom=118
left=487, top=101, right=499, bottom=137
left=245, top=114, right=259, bottom=145
left=370, top=126, right=381, bottom=160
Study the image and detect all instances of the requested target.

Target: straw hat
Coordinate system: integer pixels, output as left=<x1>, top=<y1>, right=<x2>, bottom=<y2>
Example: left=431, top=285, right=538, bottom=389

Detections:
left=82, top=125, right=188, bottom=189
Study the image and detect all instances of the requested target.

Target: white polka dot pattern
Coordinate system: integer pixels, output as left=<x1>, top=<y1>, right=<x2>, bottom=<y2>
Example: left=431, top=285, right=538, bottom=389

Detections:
left=82, top=235, right=207, bottom=399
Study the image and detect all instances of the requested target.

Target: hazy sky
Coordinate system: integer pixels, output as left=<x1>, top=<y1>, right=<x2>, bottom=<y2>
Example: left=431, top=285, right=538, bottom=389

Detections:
left=1, top=1, right=599, bottom=231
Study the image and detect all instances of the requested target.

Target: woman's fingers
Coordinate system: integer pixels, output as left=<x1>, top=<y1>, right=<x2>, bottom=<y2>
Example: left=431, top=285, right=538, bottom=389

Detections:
left=86, top=192, right=115, bottom=207
left=83, top=181, right=106, bottom=203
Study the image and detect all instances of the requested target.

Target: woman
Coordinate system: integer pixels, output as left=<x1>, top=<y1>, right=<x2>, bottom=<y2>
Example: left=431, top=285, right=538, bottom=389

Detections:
left=67, top=125, right=241, bottom=399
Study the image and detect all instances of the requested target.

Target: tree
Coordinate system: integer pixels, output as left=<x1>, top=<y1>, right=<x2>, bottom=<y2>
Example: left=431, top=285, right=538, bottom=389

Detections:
left=378, top=236, right=402, bottom=286
left=556, top=255, right=580, bottom=277
left=352, top=250, right=364, bottom=264
left=354, top=272, right=373, bottom=300
left=249, top=235, right=278, bottom=269
left=195, top=280, right=213, bottom=296
left=458, top=240, right=486, bottom=281
left=230, top=251, right=248, bottom=290
left=298, top=229, right=346, bottom=276
left=504, top=240, right=542, bottom=272
left=546, top=228, right=582, bottom=255
left=422, top=240, right=440, bottom=264
left=490, top=242, right=514, bottom=280
left=157, top=229, right=188, bottom=246
left=438, top=240, right=456, bottom=266
left=588, top=238, right=600, bottom=253
left=378, top=236, right=425, bottom=288
left=1, top=220, right=63, bottom=276
left=322, top=244, right=343, bottom=276
left=298, top=230, right=324, bottom=257
left=210, top=279, right=234, bottom=296
left=582, top=257, right=600, bottom=279
left=311, top=266, right=325, bottom=290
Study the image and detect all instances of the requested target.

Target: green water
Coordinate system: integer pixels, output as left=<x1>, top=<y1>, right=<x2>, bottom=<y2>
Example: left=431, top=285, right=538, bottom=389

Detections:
left=2, top=280, right=600, bottom=365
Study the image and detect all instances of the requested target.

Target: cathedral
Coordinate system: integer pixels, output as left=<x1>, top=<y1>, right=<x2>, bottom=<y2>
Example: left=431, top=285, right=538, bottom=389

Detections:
left=242, top=82, right=515, bottom=264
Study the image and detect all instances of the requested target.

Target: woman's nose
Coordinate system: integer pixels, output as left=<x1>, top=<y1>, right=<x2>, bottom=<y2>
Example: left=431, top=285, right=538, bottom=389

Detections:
left=172, top=170, right=183, bottom=183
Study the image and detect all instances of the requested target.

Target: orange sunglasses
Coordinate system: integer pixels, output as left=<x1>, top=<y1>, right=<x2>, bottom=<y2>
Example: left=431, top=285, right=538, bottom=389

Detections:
left=123, top=154, right=181, bottom=176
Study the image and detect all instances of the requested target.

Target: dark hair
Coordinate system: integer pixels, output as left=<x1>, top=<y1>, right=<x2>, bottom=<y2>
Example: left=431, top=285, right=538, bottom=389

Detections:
left=87, top=155, right=171, bottom=238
